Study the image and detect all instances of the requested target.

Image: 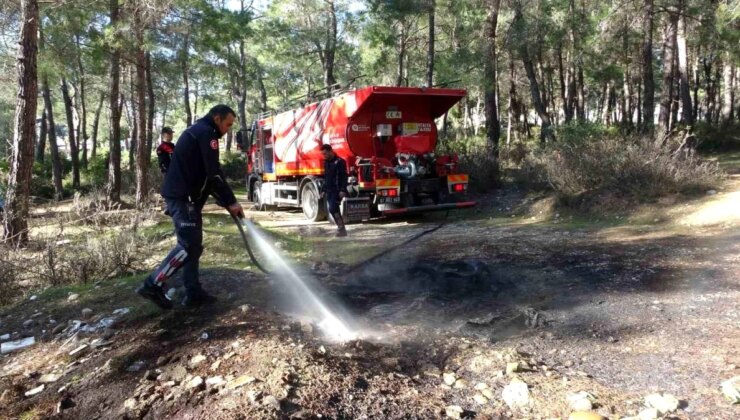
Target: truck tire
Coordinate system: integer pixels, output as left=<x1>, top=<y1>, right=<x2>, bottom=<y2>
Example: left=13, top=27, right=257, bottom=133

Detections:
left=300, top=181, right=327, bottom=222
left=253, top=181, right=265, bottom=211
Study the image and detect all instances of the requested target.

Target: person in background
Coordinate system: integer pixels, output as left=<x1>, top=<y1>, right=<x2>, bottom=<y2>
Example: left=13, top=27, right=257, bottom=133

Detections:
left=319, top=144, right=348, bottom=237
left=156, top=127, right=175, bottom=173
left=136, top=106, right=244, bottom=309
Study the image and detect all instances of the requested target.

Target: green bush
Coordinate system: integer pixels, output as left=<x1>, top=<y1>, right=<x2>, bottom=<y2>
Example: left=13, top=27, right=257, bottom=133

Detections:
left=221, top=151, right=247, bottom=182
left=85, top=153, right=109, bottom=188
left=694, top=122, right=740, bottom=151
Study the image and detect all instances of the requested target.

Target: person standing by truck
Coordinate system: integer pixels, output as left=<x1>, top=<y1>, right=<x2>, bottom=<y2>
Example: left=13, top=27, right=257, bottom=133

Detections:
left=320, top=144, right=348, bottom=237
left=137, top=105, right=244, bottom=309
left=156, top=127, right=175, bottom=173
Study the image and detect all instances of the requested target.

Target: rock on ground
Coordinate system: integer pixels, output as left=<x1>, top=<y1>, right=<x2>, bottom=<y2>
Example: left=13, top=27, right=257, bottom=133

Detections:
left=720, top=376, right=740, bottom=404
left=445, top=405, right=464, bottom=419
left=644, top=392, right=680, bottom=415
left=567, top=391, right=596, bottom=411
left=502, top=378, right=530, bottom=409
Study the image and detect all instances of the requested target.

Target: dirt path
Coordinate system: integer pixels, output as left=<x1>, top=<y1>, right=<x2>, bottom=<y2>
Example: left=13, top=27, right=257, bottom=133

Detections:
left=1, top=178, right=738, bottom=419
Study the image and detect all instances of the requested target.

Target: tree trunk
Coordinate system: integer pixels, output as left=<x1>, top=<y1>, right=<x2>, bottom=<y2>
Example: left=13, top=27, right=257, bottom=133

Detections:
left=396, top=23, right=406, bottom=87
left=703, top=59, right=715, bottom=123
left=226, top=131, right=233, bottom=152
left=146, top=51, right=155, bottom=154
left=693, top=47, right=700, bottom=119
left=75, top=34, right=88, bottom=169
left=91, top=91, right=104, bottom=159
left=182, top=31, right=192, bottom=126
left=641, top=0, right=655, bottom=131
left=107, top=0, right=123, bottom=204
left=193, top=78, right=199, bottom=117
left=237, top=40, right=248, bottom=129
left=722, top=53, right=735, bottom=123
left=622, top=30, right=633, bottom=128
left=42, top=77, right=64, bottom=201
left=577, top=66, right=585, bottom=122
left=135, top=14, right=148, bottom=207
left=557, top=46, right=572, bottom=123
left=61, top=78, right=81, bottom=189
left=676, top=11, right=693, bottom=125
left=324, top=0, right=337, bottom=88
left=426, top=0, right=435, bottom=88
left=257, top=62, right=268, bottom=113
left=507, top=57, right=517, bottom=144
left=36, top=108, right=46, bottom=162
left=127, top=67, right=137, bottom=174
left=601, top=82, right=611, bottom=126
left=3, top=0, right=39, bottom=245
left=658, top=10, right=677, bottom=131
left=484, top=0, right=501, bottom=162
left=514, top=5, right=553, bottom=141
left=623, top=67, right=633, bottom=127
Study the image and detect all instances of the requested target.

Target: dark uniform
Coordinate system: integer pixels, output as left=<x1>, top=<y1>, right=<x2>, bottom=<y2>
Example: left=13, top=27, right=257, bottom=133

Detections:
left=144, top=116, right=236, bottom=297
left=322, top=155, right=348, bottom=215
left=156, top=141, right=175, bottom=173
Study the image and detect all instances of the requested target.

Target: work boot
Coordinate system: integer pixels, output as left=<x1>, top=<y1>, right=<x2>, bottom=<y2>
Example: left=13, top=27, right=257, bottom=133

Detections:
left=136, top=282, right=173, bottom=310
left=182, top=290, right=218, bottom=307
left=333, top=213, right=348, bottom=237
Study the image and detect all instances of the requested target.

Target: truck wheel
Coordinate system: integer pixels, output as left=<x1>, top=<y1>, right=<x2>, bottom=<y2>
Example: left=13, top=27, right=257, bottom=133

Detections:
left=301, top=181, right=327, bottom=222
left=253, top=181, right=265, bottom=211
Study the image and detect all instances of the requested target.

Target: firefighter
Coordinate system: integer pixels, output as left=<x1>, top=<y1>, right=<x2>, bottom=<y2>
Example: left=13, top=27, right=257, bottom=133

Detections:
left=137, top=105, right=244, bottom=309
left=156, top=127, right=175, bottom=173
left=319, top=144, right=348, bottom=237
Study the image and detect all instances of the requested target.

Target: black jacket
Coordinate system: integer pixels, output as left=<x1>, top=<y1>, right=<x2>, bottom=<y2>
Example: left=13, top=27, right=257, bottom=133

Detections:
left=161, top=117, right=236, bottom=207
left=322, top=155, right=348, bottom=193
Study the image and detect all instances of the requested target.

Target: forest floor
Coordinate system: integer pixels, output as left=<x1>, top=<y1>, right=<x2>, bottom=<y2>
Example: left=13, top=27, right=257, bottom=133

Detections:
left=1, top=152, right=739, bottom=420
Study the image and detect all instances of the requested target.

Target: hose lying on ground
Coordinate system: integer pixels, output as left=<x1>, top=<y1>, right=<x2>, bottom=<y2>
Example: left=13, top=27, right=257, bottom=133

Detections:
left=343, top=211, right=450, bottom=275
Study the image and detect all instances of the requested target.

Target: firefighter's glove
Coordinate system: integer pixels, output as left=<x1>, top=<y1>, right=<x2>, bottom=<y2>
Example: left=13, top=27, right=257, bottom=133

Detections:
left=227, top=203, right=245, bottom=219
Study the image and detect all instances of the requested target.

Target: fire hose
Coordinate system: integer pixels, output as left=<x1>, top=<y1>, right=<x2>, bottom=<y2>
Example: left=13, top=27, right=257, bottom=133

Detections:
left=231, top=214, right=270, bottom=275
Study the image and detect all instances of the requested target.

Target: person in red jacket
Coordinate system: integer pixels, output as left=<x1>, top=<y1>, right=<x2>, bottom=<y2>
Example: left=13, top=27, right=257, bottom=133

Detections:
left=156, top=127, right=175, bottom=173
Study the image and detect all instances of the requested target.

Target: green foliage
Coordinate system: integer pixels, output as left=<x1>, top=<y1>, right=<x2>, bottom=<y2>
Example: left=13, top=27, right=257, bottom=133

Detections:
left=221, top=151, right=247, bottom=182
left=694, top=122, right=740, bottom=151
left=85, top=153, right=109, bottom=188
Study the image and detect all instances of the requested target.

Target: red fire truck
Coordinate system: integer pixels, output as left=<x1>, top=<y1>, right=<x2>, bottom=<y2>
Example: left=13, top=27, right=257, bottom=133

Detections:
left=239, top=86, right=475, bottom=222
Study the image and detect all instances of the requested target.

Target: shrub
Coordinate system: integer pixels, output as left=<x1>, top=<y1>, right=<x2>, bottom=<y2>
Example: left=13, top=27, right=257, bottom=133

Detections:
left=523, top=130, right=722, bottom=207
left=456, top=146, right=500, bottom=192
left=221, top=151, right=247, bottom=182
left=694, top=122, right=740, bottom=151
left=85, top=153, right=109, bottom=188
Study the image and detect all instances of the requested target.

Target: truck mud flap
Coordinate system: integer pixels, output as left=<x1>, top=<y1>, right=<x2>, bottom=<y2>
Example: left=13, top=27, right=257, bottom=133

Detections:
left=382, top=201, right=477, bottom=215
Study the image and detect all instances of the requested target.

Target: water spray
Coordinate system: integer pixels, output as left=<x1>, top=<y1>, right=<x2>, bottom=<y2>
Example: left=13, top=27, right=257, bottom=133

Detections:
left=232, top=215, right=357, bottom=342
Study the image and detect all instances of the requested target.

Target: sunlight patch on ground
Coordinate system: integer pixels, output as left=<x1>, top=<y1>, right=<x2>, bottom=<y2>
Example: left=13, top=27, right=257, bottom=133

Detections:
left=677, top=188, right=740, bottom=228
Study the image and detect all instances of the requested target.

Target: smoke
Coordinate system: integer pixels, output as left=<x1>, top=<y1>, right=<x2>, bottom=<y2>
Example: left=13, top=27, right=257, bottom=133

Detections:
left=242, top=219, right=358, bottom=342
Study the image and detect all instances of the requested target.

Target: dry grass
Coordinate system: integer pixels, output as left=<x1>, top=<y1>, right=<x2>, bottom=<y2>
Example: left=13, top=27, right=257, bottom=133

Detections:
left=522, top=131, right=723, bottom=209
left=0, top=193, right=162, bottom=300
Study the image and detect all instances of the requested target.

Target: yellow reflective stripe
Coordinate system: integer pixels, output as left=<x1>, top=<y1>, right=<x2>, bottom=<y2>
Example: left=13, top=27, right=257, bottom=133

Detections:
left=375, top=179, right=400, bottom=187
left=274, top=168, right=324, bottom=176
left=447, top=174, right=469, bottom=183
